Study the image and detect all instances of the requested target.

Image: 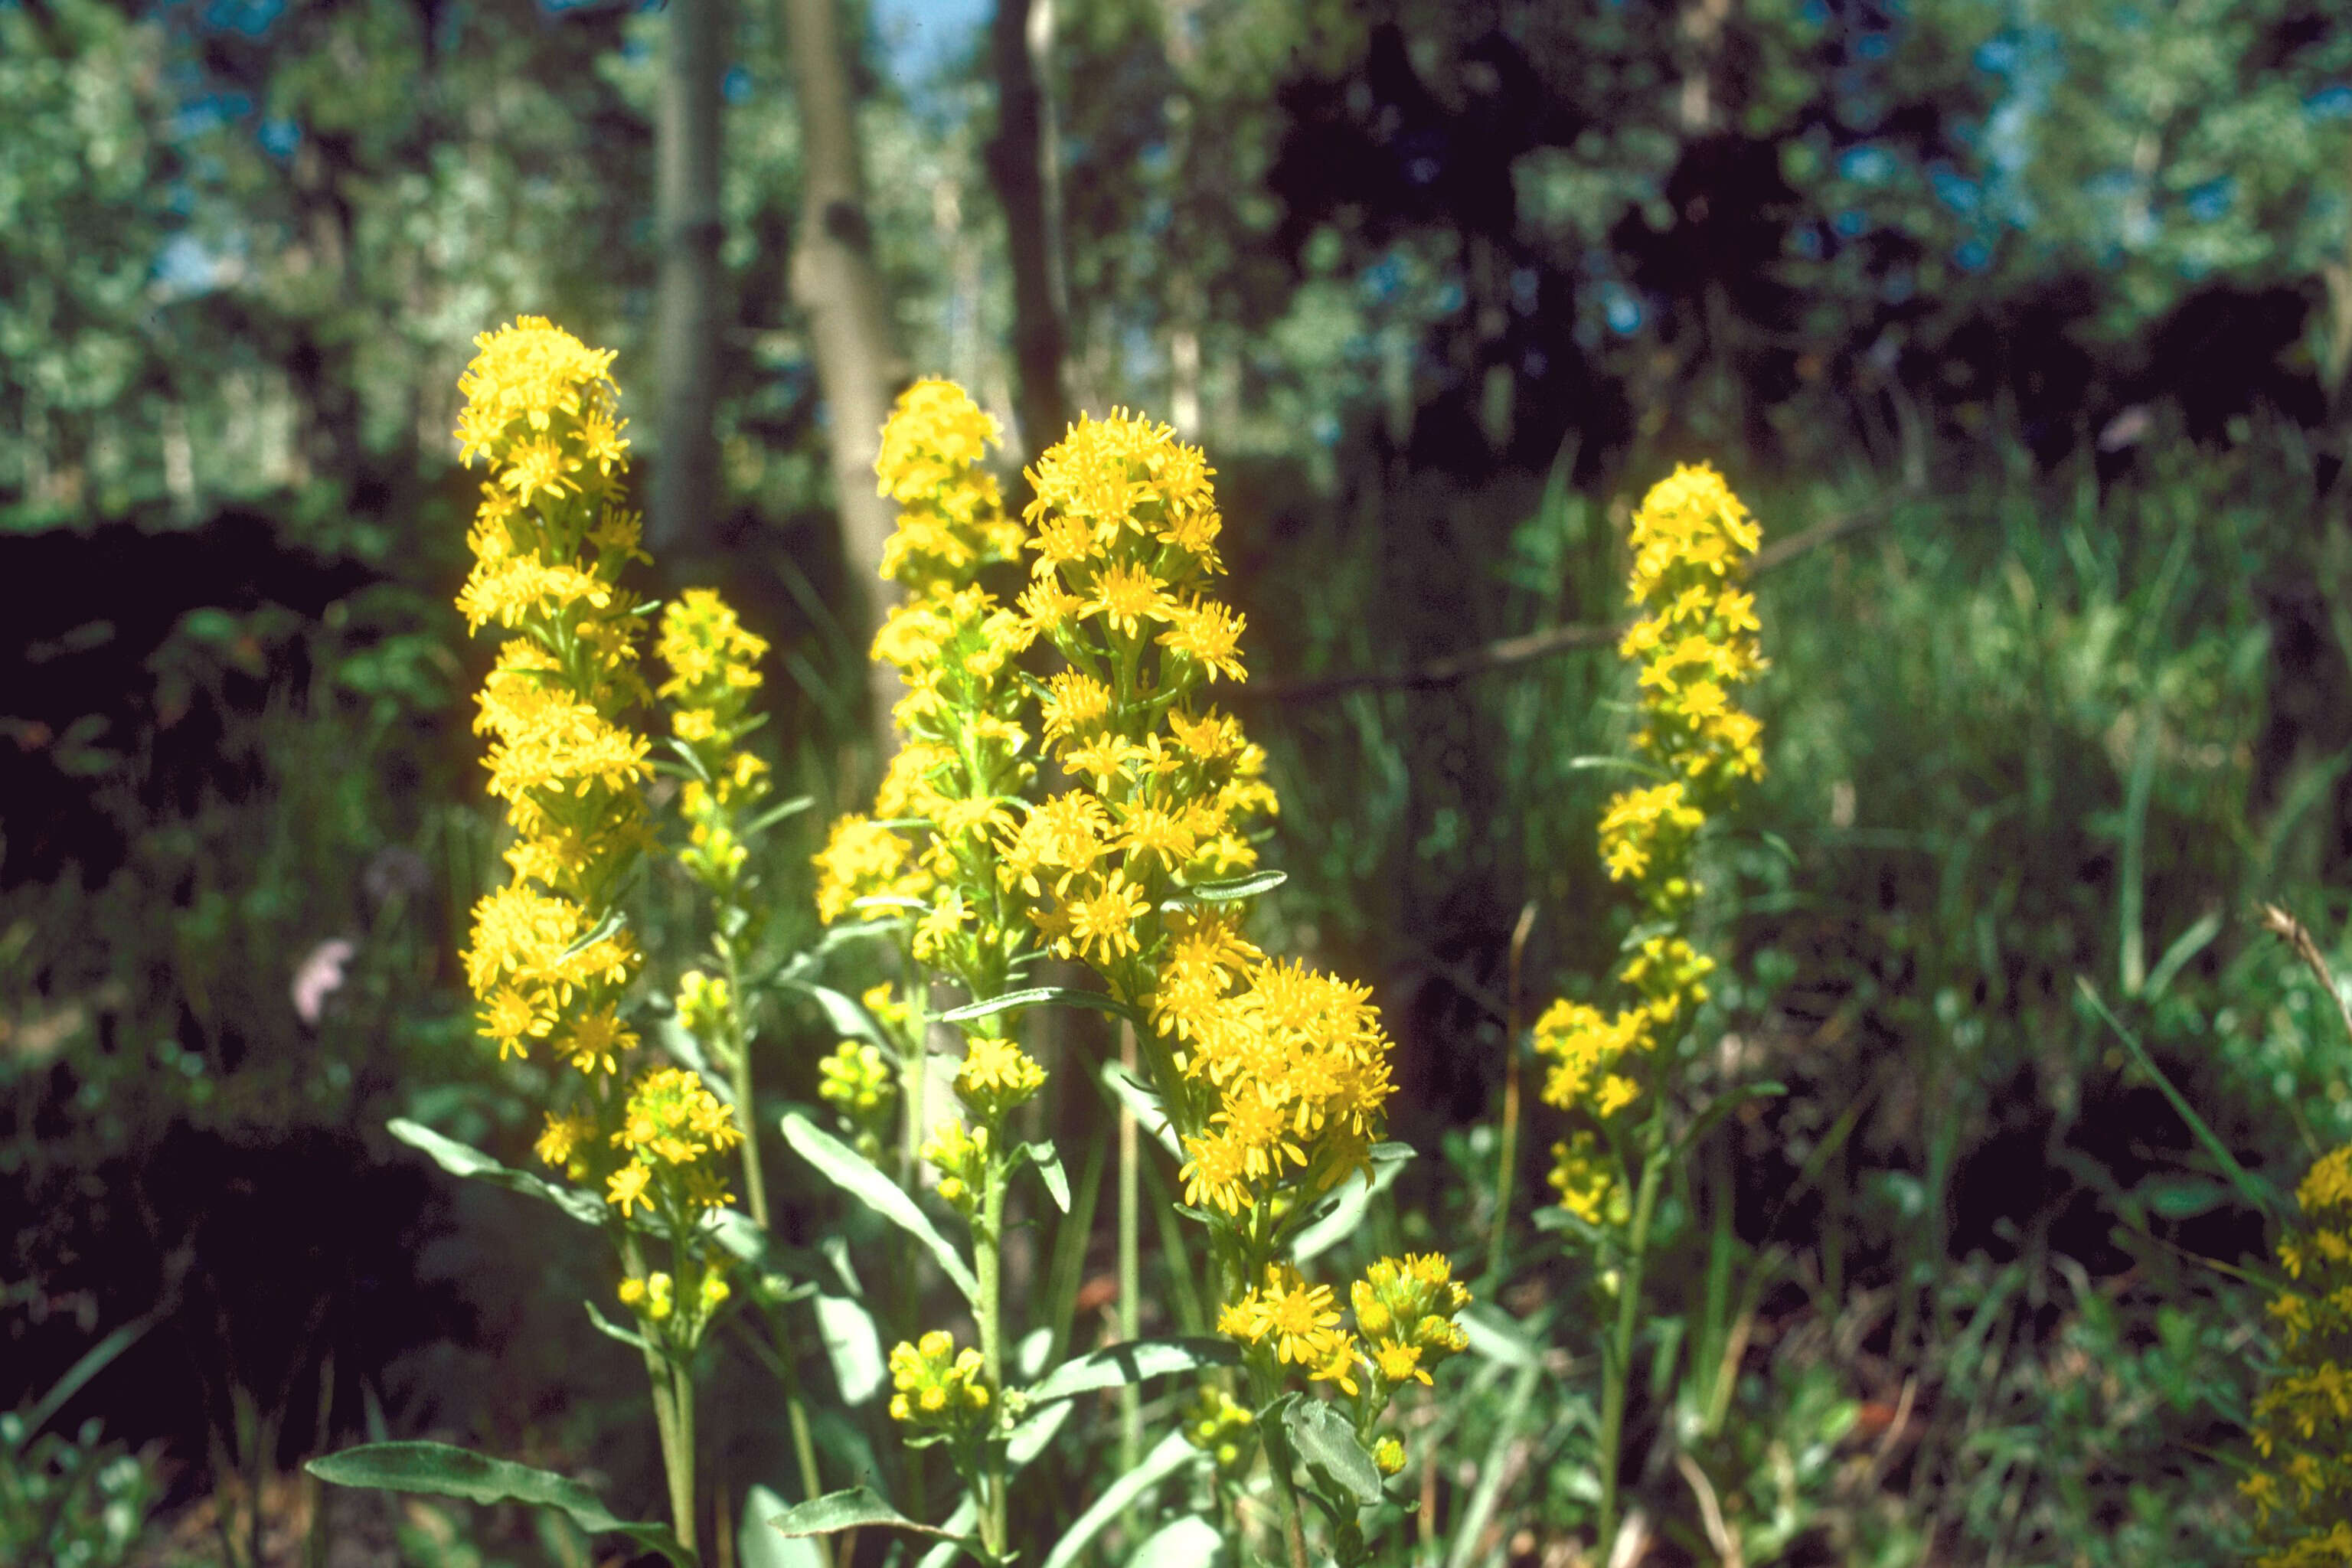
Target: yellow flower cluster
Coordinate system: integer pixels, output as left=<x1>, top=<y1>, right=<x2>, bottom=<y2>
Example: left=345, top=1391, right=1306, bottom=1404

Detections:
left=1350, top=1253, right=1473, bottom=1396
left=1005, top=413, right=1272, bottom=969
left=617, top=1267, right=730, bottom=1325
left=874, top=378, right=1027, bottom=584
left=815, top=381, right=1034, bottom=1001
left=921, top=1118, right=991, bottom=1214
left=990, top=410, right=1402, bottom=1225
left=1537, top=466, right=1764, bottom=1209
left=657, top=589, right=774, bottom=891
left=604, top=1066, right=742, bottom=1218
left=1218, top=1254, right=1470, bottom=1465
left=2244, top=1144, right=2352, bottom=1560
left=1617, top=463, right=1766, bottom=800
left=887, top=1329, right=992, bottom=1434
left=817, top=1039, right=897, bottom=1158
left=453, top=317, right=654, bottom=1077
left=1165, top=958, right=1395, bottom=1218
left=1182, top=1384, right=1259, bottom=1480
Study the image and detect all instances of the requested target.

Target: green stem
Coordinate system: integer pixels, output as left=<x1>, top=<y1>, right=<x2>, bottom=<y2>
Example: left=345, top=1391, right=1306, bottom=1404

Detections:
left=623, top=1236, right=698, bottom=1553
left=901, top=951, right=931, bottom=1194
left=975, top=1139, right=1010, bottom=1561
left=722, top=938, right=769, bottom=1230
left=1596, top=1114, right=1669, bottom=1553
left=1488, top=903, right=1537, bottom=1288
left=1118, top=1022, right=1143, bottom=1477
left=1246, top=1359, right=1312, bottom=1568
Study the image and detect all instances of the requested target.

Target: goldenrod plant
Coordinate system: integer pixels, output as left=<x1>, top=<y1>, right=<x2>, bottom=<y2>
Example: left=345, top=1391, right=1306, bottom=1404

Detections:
left=2241, top=1143, right=2352, bottom=1564
left=303, top=320, right=799, bottom=1566
left=1527, top=464, right=1768, bottom=1549
left=776, top=383, right=1472, bottom=1568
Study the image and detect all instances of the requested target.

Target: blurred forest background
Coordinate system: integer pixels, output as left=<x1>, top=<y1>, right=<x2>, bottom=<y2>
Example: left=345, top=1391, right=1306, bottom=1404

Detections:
left=6, top=0, right=2352, bottom=1561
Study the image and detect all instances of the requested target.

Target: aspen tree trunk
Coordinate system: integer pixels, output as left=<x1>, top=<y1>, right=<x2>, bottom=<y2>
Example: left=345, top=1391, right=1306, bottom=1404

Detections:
left=986, top=0, right=1072, bottom=460
left=1158, top=0, right=1202, bottom=436
left=781, top=0, right=906, bottom=768
left=651, top=0, right=726, bottom=564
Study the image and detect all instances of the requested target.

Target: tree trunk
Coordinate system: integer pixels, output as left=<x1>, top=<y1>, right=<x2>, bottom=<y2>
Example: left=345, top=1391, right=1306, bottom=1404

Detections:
left=651, top=0, right=727, bottom=566
left=986, top=0, right=1072, bottom=462
left=782, top=0, right=906, bottom=768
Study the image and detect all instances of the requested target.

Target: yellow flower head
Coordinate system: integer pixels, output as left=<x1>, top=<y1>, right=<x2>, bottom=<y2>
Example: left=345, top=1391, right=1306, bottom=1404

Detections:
left=955, top=1035, right=1048, bottom=1121
left=455, top=316, right=622, bottom=470
left=887, top=1328, right=992, bottom=1434
left=875, top=380, right=1025, bottom=589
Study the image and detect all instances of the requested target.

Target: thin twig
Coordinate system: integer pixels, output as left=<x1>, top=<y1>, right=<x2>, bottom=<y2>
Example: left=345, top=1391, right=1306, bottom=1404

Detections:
left=1240, top=503, right=1891, bottom=704
left=2262, top=903, right=2352, bottom=1047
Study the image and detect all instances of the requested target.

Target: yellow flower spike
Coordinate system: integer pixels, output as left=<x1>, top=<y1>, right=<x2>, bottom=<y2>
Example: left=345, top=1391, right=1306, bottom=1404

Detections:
left=452, top=319, right=653, bottom=1083
left=1373, top=1437, right=1406, bottom=1476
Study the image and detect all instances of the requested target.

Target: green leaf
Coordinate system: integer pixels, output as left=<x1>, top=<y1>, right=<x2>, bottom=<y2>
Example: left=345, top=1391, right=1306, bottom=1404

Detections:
left=1456, top=1303, right=1540, bottom=1370
left=779, top=1112, right=978, bottom=1299
left=768, top=1487, right=965, bottom=1541
left=1282, top=1398, right=1383, bottom=1505
left=779, top=982, right=898, bottom=1060
left=813, top=1291, right=884, bottom=1405
left=739, top=1487, right=825, bottom=1568
left=1126, top=1516, right=1221, bottom=1568
left=1022, top=1140, right=1071, bottom=1214
left=1668, top=1082, right=1787, bottom=1164
left=742, top=795, right=815, bottom=839
left=2076, top=979, right=2284, bottom=1218
left=2138, top=1174, right=2235, bottom=1220
left=1025, top=1337, right=1240, bottom=1405
left=557, top=906, right=629, bottom=965
left=11, top=1308, right=162, bottom=1453
left=913, top=1500, right=982, bottom=1568
left=1168, top=867, right=1287, bottom=902
left=1041, top=1429, right=1197, bottom=1568
left=1099, top=1062, right=1182, bottom=1159
left=583, top=1298, right=649, bottom=1353
left=1006, top=1399, right=1073, bottom=1467
left=938, top=985, right=1145, bottom=1028
left=663, top=735, right=714, bottom=786
left=307, top=1442, right=695, bottom=1568
left=1290, top=1142, right=1413, bottom=1263
left=387, top=1119, right=606, bottom=1228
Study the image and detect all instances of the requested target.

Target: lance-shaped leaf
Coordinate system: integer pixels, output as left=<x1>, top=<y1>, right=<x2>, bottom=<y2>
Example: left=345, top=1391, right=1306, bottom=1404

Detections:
left=740, top=1486, right=826, bottom=1568
left=938, top=985, right=1145, bottom=1030
left=387, top=1119, right=606, bottom=1228
left=1024, top=1337, right=1239, bottom=1406
left=778, top=981, right=899, bottom=1062
left=1098, top=1061, right=1181, bottom=1159
left=1021, top=1140, right=1070, bottom=1213
left=1126, top=1516, right=1222, bottom=1567
left=769, top=1487, right=971, bottom=1543
left=1169, top=867, right=1287, bottom=903
left=779, top=1112, right=977, bottom=1299
left=813, top=1290, right=884, bottom=1405
left=1041, top=1429, right=1197, bottom=1568
left=583, top=1298, right=650, bottom=1353
left=308, top=1442, right=695, bottom=1568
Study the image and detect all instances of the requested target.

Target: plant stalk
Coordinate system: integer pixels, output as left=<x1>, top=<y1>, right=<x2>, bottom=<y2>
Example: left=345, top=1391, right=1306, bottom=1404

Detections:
left=1488, top=902, right=1538, bottom=1286
left=1596, top=1111, right=1669, bottom=1552
left=975, top=1140, right=1010, bottom=1560
left=1118, top=1021, right=1143, bottom=1475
